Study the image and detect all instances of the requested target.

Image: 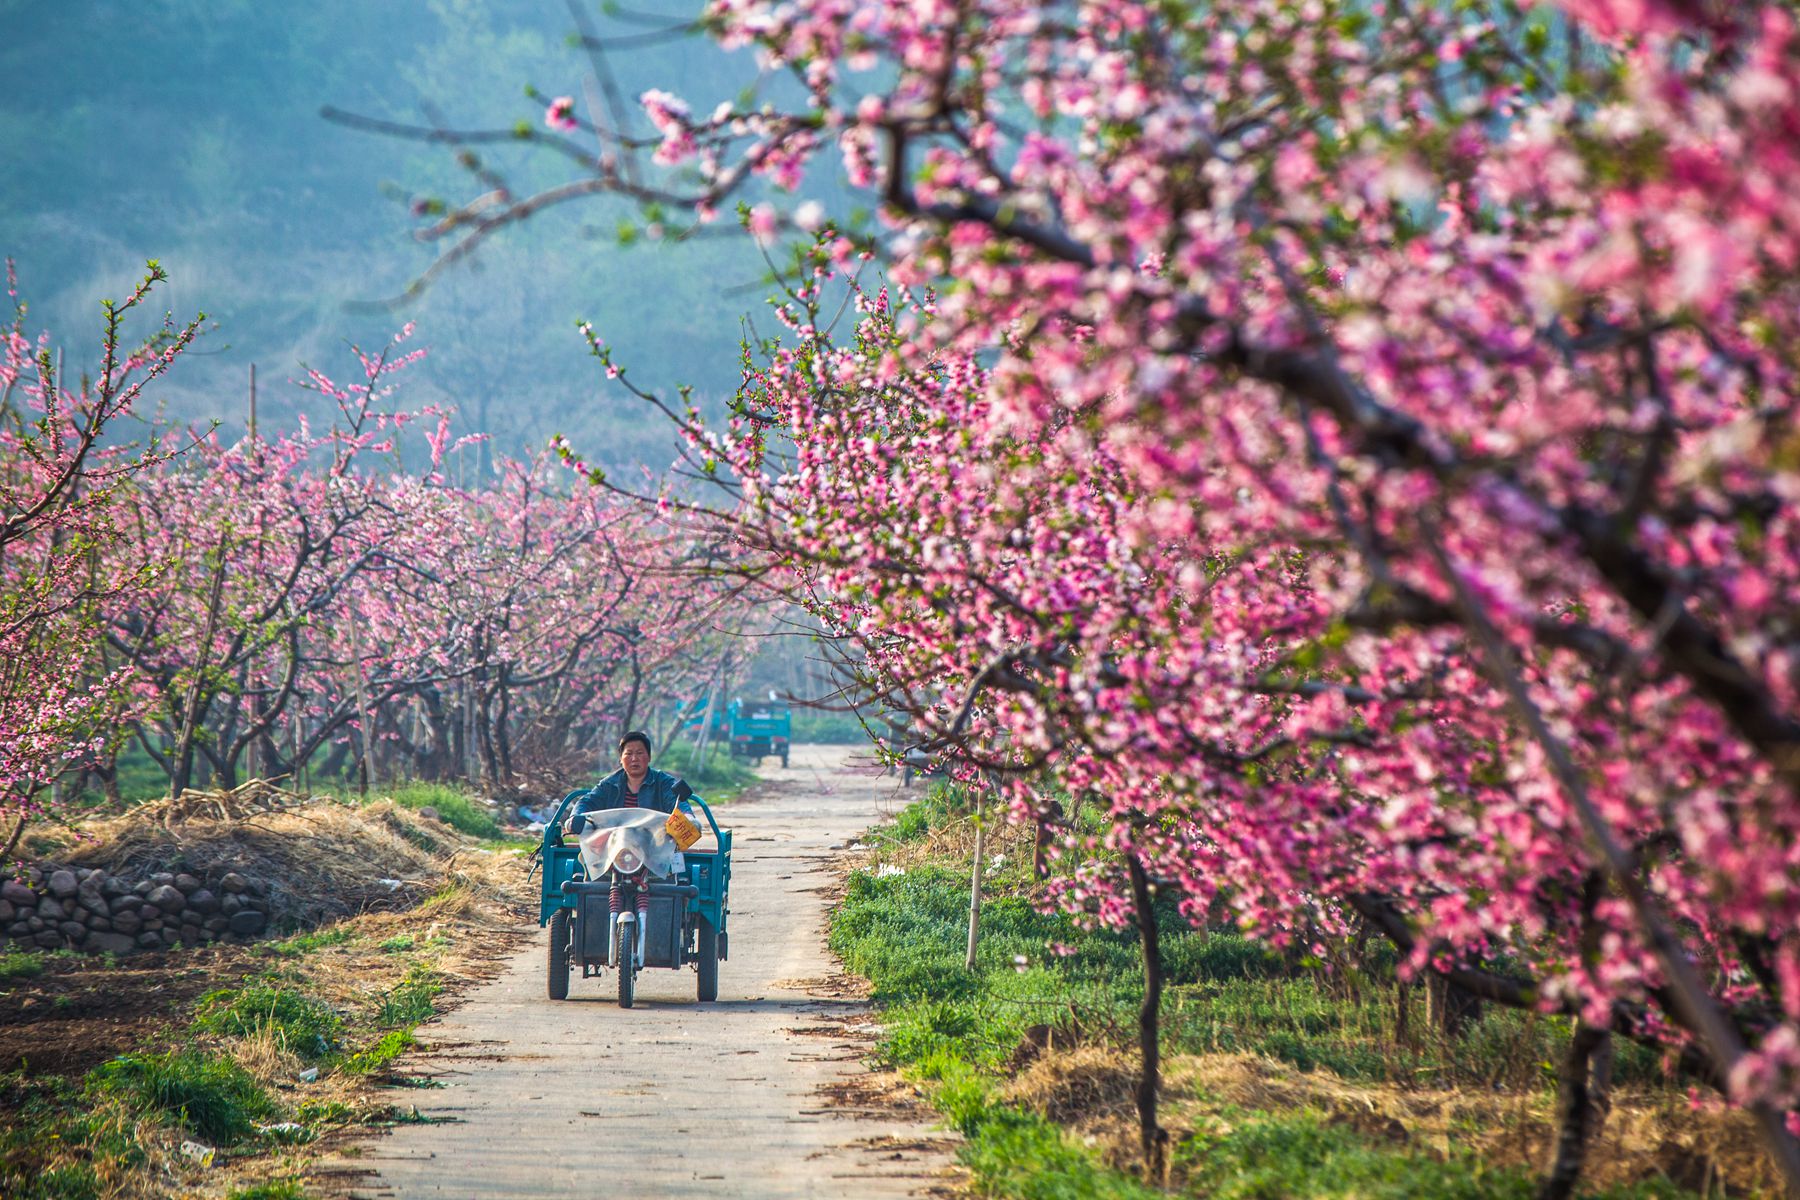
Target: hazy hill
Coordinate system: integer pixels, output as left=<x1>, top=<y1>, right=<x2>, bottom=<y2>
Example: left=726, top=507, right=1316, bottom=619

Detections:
left=0, top=0, right=783, bottom=472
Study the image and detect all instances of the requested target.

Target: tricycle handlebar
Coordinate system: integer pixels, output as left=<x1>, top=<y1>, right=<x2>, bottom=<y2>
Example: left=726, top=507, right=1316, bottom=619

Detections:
left=540, top=786, right=724, bottom=854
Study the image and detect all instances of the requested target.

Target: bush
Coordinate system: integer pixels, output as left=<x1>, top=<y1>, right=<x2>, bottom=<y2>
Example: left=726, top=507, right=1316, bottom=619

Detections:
left=0, top=950, right=45, bottom=982
left=89, top=1050, right=275, bottom=1144
left=193, top=984, right=342, bottom=1059
left=890, top=802, right=933, bottom=843
left=674, top=745, right=760, bottom=800
left=788, top=708, right=876, bottom=744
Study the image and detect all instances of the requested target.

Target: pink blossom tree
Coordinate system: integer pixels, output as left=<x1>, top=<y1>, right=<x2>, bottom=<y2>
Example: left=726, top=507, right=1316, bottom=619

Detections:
left=90, top=327, right=746, bottom=799
left=0, top=261, right=200, bottom=852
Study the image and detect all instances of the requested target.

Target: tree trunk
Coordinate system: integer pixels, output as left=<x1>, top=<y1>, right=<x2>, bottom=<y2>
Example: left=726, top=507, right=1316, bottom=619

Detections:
left=618, top=653, right=643, bottom=747
left=1126, top=853, right=1167, bottom=1182
left=1426, top=974, right=1481, bottom=1039
left=463, top=677, right=481, bottom=782
left=0, top=813, right=29, bottom=860
left=476, top=683, right=501, bottom=788
left=347, top=613, right=373, bottom=795
left=170, top=531, right=230, bottom=798
left=317, top=737, right=351, bottom=782
left=94, top=752, right=122, bottom=808
left=1539, top=1023, right=1612, bottom=1200
left=1033, top=798, right=1064, bottom=879
left=965, top=785, right=986, bottom=971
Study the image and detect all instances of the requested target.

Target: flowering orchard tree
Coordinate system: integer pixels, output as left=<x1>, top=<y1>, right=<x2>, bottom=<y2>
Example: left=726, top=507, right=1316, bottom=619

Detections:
left=85, top=328, right=744, bottom=800
left=103, top=329, right=443, bottom=795
left=0, top=261, right=200, bottom=852
left=376, top=0, right=1800, bottom=1187
left=358, top=452, right=738, bottom=789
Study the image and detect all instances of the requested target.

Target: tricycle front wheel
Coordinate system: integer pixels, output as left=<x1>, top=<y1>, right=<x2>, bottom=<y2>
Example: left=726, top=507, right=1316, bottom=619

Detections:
left=547, top=909, right=570, bottom=1001
left=696, top=917, right=719, bottom=1002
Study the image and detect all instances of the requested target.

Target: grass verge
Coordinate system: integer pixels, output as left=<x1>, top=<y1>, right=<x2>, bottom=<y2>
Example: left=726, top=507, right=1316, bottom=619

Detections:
left=831, top=787, right=1770, bottom=1199
left=384, top=782, right=506, bottom=840
left=673, top=744, right=763, bottom=804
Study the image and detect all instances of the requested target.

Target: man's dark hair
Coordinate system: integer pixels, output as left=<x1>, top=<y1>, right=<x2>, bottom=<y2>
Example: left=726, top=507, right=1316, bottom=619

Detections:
left=619, top=730, right=652, bottom=755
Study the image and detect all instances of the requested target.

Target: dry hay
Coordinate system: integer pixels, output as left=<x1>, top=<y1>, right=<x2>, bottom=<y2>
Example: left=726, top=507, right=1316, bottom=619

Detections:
left=1030, top=1049, right=1785, bottom=1197
left=871, top=807, right=1039, bottom=878
left=66, top=792, right=484, bottom=931
left=1003, top=1044, right=1141, bottom=1125
left=133, top=777, right=309, bottom=828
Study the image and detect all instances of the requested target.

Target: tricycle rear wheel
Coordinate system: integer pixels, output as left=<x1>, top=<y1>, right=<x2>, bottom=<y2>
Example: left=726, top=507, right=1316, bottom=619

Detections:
left=547, top=909, right=570, bottom=1001
left=696, top=917, right=719, bottom=1002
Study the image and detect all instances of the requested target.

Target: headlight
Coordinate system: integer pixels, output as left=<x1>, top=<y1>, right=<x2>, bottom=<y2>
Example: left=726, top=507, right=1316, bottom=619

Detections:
left=616, top=849, right=641, bottom=874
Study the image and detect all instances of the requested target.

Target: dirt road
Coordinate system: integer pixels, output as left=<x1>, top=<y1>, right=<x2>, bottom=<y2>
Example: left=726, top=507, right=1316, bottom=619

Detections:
left=316, top=745, right=956, bottom=1199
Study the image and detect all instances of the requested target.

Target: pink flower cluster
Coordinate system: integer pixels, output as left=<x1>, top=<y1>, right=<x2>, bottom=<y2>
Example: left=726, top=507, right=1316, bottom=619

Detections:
left=545, top=95, right=578, bottom=132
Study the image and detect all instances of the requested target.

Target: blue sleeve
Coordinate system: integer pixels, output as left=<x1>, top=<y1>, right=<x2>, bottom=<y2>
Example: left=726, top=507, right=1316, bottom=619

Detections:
left=567, top=791, right=600, bottom=834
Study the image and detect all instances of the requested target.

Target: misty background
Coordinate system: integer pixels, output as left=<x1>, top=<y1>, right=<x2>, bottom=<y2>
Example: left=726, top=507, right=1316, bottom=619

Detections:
left=0, top=0, right=795, bottom=474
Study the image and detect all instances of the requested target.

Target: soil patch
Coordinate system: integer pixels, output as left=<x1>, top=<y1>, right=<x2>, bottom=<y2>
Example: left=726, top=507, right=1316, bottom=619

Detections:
left=0, top=944, right=267, bottom=1076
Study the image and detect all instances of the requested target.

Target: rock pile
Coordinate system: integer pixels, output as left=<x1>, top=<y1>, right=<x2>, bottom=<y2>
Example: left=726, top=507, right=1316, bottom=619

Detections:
left=0, top=864, right=273, bottom=955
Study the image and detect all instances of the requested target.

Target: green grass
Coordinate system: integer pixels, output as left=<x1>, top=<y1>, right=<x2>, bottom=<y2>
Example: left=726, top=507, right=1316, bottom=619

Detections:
left=1173, top=1108, right=1692, bottom=1200
left=375, top=967, right=441, bottom=1027
left=226, top=1181, right=308, bottom=1200
left=88, top=1049, right=276, bottom=1145
left=830, top=794, right=1698, bottom=1200
left=256, top=925, right=357, bottom=957
left=192, top=984, right=342, bottom=1060
left=0, top=949, right=46, bottom=982
left=385, top=781, right=504, bottom=840
left=883, top=780, right=970, bottom=843
left=341, top=1029, right=417, bottom=1076
left=930, top=1055, right=1164, bottom=1200
left=296, top=1098, right=354, bottom=1126
left=0, top=1072, right=147, bottom=1200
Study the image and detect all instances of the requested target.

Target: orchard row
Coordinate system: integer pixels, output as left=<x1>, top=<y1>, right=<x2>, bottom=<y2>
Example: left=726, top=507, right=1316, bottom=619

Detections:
left=1, top=268, right=744, bottom=841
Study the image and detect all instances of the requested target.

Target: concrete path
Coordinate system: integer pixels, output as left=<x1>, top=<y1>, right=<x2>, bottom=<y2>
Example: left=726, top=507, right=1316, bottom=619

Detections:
left=316, top=745, right=957, bottom=1199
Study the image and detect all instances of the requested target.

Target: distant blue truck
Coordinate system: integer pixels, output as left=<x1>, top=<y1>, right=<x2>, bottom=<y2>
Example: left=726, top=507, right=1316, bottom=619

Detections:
left=674, top=696, right=792, bottom=767
left=728, top=699, right=791, bottom=768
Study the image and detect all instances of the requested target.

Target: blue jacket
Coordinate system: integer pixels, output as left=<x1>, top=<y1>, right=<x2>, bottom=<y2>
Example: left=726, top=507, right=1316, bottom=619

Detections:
left=567, top=768, right=696, bottom=834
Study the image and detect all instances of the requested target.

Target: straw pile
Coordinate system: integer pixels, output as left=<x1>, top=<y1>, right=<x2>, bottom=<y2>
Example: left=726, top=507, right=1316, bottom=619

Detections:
left=66, top=793, right=463, bottom=933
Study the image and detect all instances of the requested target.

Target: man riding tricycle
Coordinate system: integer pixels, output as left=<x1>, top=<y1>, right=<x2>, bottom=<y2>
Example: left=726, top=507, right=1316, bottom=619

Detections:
left=537, top=731, right=732, bottom=1007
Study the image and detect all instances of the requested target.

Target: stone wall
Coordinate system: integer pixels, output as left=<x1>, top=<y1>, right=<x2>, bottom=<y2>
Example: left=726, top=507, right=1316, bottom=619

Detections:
left=0, top=864, right=273, bottom=955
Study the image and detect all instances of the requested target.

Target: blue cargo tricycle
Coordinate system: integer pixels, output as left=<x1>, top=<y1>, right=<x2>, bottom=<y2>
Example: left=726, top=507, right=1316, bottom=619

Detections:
left=538, top=789, right=731, bottom=1007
